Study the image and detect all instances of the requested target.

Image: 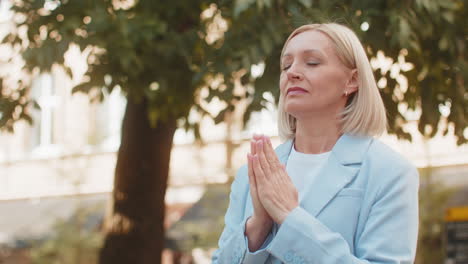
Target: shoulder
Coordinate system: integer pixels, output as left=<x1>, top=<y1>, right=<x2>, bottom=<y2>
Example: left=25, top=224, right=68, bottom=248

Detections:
left=364, top=138, right=419, bottom=194
left=366, top=138, right=416, bottom=172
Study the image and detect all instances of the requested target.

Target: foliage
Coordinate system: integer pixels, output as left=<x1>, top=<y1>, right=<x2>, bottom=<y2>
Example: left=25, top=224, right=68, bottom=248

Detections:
left=210, top=0, right=468, bottom=144
left=1, top=0, right=466, bottom=143
left=2, top=0, right=211, bottom=132
left=0, top=76, right=35, bottom=131
left=29, top=205, right=104, bottom=264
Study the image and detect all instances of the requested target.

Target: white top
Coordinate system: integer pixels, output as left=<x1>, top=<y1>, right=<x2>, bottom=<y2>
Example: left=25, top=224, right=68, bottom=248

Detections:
left=286, top=144, right=331, bottom=201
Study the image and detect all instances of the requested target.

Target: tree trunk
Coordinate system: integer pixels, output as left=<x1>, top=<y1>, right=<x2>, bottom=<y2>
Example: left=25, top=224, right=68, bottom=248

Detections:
left=99, top=98, right=176, bottom=264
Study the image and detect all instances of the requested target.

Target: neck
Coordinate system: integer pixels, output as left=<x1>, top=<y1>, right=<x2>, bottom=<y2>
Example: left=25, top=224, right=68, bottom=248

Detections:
left=294, top=111, right=342, bottom=154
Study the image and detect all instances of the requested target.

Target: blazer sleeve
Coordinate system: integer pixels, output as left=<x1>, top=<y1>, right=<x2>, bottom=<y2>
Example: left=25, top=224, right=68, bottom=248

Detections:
left=265, top=164, right=419, bottom=264
left=211, top=165, right=273, bottom=264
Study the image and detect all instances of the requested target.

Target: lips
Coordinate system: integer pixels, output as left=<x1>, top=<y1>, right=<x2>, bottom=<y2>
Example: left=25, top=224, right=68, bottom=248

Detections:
left=287, top=87, right=308, bottom=95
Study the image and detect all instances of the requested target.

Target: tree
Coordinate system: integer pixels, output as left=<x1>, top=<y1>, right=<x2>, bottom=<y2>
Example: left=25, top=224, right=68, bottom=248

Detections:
left=2, top=1, right=211, bottom=263
left=1, top=0, right=467, bottom=263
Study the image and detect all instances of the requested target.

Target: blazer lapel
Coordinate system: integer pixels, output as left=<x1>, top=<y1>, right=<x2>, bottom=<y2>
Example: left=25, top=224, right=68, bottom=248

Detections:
left=291, top=134, right=373, bottom=217
left=300, top=153, right=359, bottom=217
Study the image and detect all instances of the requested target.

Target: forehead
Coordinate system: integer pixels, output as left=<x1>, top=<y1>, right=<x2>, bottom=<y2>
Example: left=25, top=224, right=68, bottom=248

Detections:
left=282, top=30, right=335, bottom=57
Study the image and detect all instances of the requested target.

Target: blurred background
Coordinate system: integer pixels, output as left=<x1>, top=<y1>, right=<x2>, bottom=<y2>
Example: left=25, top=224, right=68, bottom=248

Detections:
left=0, top=0, right=467, bottom=264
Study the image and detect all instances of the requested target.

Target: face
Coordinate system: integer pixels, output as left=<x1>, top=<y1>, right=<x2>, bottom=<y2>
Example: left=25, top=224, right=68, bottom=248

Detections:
left=279, top=30, right=357, bottom=119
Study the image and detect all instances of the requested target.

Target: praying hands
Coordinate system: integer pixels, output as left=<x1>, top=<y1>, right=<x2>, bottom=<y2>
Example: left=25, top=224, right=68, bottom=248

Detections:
left=245, top=134, right=299, bottom=251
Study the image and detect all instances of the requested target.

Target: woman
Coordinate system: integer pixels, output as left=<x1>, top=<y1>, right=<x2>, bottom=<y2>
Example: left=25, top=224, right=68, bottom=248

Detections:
left=212, top=23, right=419, bottom=264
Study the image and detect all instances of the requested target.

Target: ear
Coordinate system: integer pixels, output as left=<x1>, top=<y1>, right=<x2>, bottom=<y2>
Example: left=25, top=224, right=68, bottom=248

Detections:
left=345, top=69, right=358, bottom=94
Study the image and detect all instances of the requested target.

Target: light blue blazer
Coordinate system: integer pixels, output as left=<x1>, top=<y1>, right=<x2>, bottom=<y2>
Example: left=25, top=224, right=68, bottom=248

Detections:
left=212, top=134, right=419, bottom=264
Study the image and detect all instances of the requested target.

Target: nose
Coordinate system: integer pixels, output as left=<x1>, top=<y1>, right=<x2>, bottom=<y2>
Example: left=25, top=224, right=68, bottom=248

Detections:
left=286, top=64, right=303, bottom=81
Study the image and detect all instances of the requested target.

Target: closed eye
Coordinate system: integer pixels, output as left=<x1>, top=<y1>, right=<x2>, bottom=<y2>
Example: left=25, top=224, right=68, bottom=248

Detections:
left=307, top=62, right=320, bottom=66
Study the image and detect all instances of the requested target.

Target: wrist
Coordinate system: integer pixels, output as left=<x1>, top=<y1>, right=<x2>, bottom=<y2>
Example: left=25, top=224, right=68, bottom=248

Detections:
left=247, top=216, right=272, bottom=238
left=251, top=215, right=273, bottom=227
left=245, top=216, right=272, bottom=252
left=276, top=206, right=298, bottom=224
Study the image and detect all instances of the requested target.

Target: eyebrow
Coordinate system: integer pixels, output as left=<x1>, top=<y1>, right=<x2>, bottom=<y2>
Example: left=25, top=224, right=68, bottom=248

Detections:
left=282, top=49, right=326, bottom=59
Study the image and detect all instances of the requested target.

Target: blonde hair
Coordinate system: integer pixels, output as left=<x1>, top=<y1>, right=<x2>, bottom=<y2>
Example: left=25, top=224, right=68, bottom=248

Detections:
left=277, top=23, right=387, bottom=141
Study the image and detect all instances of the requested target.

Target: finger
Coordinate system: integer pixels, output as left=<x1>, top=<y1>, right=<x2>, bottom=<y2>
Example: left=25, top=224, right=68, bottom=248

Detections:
left=250, top=139, right=256, bottom=156
left=252, top=154, right=266, bottom=184
left=262, top=136, right=280, bottom=168
left=264, top=135, right=273, bottom=149
left=252, top=134, right=262, bottom=156
left=247, top=154, right=257, bottom=191
left=264, top=136, right=278, bottom=160
left=256, top=140, right=271, bottom=174
left=253, top=133, right=263, bottom=141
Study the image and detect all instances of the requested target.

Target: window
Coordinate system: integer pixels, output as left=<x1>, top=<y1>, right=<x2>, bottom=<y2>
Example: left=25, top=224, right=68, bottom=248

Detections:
left=91, top=86, right=126, bottom=151
left=30, top=73, right=61, bottom=157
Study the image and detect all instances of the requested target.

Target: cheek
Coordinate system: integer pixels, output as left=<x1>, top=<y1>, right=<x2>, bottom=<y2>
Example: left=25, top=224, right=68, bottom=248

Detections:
left=315, top=71, right=347, bottom=93
left=279, top=74, right=287, bottom=93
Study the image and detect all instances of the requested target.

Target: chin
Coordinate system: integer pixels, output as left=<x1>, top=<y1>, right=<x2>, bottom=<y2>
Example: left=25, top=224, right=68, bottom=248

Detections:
left=286, top=104, right=338, bottom=119
left=285, top=104, right=317, bottom=117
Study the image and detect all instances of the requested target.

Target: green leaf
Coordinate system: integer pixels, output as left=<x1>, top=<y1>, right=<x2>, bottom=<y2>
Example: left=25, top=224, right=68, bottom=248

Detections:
left=234, top=0, right=256, bottom=18
left=264, top=0, right=273, bottom=8
left=441, top=11, right=455, bottom=23
left=438, top=36, right=449, bottom=51
left=298, top=0, right=313, bottom=8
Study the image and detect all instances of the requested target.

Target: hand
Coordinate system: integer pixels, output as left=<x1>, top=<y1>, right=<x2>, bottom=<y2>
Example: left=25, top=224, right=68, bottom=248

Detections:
left=252, top=135, right=299, bottom=224
left=247, top=134, right=273, bottom=225
left=245, top=135, right=273, bottom=252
